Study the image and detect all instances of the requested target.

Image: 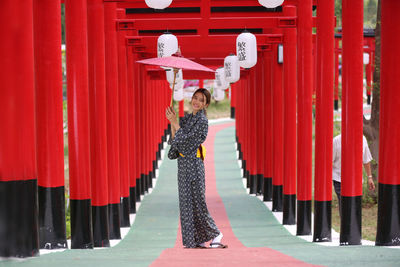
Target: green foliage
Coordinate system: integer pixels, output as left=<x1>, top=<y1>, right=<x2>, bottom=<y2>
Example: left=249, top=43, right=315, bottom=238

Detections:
left=334, top=0, right=378, bottom=29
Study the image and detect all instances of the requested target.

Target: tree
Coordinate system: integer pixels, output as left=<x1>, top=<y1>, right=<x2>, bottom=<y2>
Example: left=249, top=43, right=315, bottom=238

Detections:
left=363, top=0, right=380, bottom=185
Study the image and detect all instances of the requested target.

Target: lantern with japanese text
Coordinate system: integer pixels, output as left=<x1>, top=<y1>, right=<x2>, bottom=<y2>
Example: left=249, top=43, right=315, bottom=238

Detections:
left=258, top=0, right=284, bottom=8
left=213, top=87, right=225, bottom=101
left=224, top=54, right=240, bottom=83
left=215, top=67, right=229, bottom=90
left=145, top=0, right=172, bottom=9
left=157, top=32, right=178, bottom=58
left=236, top=31, right=257, bottom=68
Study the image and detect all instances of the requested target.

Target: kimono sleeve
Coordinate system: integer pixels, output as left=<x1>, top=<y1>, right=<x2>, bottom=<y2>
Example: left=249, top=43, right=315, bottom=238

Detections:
left=171, top=117, right=208, bottom=149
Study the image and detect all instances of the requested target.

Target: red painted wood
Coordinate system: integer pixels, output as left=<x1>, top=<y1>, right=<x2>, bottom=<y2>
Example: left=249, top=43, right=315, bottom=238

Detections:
left=34, top=0, right=65, bottom=187
left=314, top=0, right=334, bottom=201
left=88, top=0, right=109, bottom=206
left=65, top=0, right=91, bottom=199
left=297, top=0, right=313, bottom=201
left=0, top=0, right=36, bottom=181
left=341, top=0, right=364, bottom=197
left=379, top=0, right=400, bottom=185
left=282, top=6, right=297, bottom=196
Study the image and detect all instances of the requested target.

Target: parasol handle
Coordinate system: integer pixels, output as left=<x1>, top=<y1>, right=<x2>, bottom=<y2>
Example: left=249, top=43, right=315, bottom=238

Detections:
left=170, top=68, right=179, bottom=107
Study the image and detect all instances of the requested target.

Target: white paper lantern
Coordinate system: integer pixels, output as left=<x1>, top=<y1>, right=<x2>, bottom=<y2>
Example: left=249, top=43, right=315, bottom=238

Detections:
left=166, top=69, right=183, bottom=84
left=145, top=0, right=172, bottom=9
left=224, top=55, right=240, bottom=83
left=258, top=0, right=284, bottom=8
left=215, top=67, right=229, bottom=90
left=213, top=88, right=225, bottom=101
left=363, top=53, right=370, bottom=65
left=173, top=80, right=184, bottom=101
left=157, top=32, right=178, bottom=58
left=236, top=32, right=257, bottom=68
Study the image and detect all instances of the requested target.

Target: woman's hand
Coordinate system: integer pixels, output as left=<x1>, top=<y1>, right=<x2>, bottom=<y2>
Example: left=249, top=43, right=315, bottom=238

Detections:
left=165, top=107, right=177, bottom=123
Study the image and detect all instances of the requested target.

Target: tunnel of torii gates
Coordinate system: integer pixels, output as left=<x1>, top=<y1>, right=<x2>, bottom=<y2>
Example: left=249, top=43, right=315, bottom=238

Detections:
left=0, top=0, right=399, bottom=259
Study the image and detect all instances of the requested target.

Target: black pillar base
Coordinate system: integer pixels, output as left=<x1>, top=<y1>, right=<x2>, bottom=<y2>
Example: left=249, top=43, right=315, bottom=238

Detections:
left=231, top=106, right=236, bottom=118
left=249, top=174, right=257, bottom=194
left=108, top=203, right=121, bottom=240
left=0, top=180, right=39, bottom=257
left=157, top=144, right=162, bottom=160
left=38, top=185, right=67, bottom=249
left=136, top=180, right=141, bottom=202
left=129, top=187, right=137, bottom=214
left=272, top=185, right=283, bottom=212
left=263, top=177, right=272, bottom=201
left=256, top=174, right=263, bottom=195
left=297, top=200, right=312, bottom=236
left=313, top=200, right=331, bottom=242
left=120, top=197, right=130, bottom=227
left=92, top=205, right=110, bottom=247
left=140, top=174, right=146, bottom=194
left=148, top=172, right=153, bottom=189
left=283, top=194, right=296, bottom=225
left=340, top=196, right=361, bottom=245
left=245, top=170, right=250, bottom=189
left=334, top=99, right=339, bottom=110
left=70, top=199, right=93, bottom=249
left=376, top=184, right=400, bottom=246
left=367, top=94, right=371, bottom=105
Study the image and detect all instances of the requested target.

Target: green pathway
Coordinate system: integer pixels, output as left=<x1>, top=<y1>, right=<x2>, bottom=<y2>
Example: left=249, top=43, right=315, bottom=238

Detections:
left=1, top=122, right=399, bottom=267
left=0, top=150, right=180, bottom=267
left=214, top=126, right=400, bottom=267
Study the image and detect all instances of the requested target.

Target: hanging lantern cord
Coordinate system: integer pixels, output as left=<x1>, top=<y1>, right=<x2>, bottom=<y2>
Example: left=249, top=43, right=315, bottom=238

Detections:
left=170, top=68, right=179, bottom=107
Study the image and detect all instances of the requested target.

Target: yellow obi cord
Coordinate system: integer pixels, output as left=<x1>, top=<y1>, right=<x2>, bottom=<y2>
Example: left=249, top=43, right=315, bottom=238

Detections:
left=179, top=144, right=206, bottom=160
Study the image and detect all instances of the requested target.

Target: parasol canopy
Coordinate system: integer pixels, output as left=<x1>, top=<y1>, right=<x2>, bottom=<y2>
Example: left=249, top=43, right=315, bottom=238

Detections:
left=136, top=55, right=215, bottom=73
left=137, top=55, right=215, bottom=106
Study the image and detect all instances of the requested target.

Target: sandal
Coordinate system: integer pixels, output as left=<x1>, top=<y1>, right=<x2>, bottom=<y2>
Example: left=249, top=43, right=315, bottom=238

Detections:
left=209, top=242, right=228, bottom=249
left=195, top=244, right=208, bottom=249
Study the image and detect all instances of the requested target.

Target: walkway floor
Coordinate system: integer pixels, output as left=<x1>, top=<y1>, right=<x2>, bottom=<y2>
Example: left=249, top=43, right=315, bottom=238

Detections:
left=2, top=121, right=399, bottom=267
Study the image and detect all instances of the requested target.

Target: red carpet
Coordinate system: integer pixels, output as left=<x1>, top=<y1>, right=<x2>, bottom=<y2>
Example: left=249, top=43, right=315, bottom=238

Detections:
left=151, top=122, right=319, bottom=266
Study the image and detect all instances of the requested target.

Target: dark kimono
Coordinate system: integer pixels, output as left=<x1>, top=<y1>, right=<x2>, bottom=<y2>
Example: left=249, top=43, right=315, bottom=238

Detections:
left=168, top=109, right=220, bottom=248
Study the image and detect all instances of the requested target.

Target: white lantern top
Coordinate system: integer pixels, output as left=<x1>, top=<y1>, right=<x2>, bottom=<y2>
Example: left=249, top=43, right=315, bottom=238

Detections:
left=236, top=31, right=257, bottom=69
left=258, top=0, right=284, bottom=8
left=145, top=0, right=172, bottom=9
left=157, top=32, right=178, bottom=58
left=224, top=54, right=240, bottom=83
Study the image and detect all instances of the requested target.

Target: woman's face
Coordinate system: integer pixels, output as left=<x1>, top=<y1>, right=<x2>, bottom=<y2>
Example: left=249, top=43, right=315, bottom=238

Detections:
left=191, top=92, right=207, bottom=113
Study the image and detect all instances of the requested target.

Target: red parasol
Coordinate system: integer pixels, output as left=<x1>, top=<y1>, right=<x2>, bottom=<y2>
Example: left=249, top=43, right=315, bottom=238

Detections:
left=136, top=55, right=215, bottom=106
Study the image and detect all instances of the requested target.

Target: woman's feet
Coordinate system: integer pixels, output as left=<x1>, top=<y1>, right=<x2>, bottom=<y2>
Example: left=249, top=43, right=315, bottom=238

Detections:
left=210, top=233, right=228, bottom=248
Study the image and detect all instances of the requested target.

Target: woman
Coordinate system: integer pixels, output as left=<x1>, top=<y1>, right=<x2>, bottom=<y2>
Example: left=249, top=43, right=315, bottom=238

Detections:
left=165, top=88, right=227, bottom=249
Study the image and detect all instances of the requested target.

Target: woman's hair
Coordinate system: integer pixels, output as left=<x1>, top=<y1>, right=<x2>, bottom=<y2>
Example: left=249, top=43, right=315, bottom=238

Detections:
left=192, top=88, right=211, bottom=116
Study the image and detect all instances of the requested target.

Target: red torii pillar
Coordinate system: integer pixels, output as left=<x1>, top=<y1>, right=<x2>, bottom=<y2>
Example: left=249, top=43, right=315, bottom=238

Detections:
left=231, top=80, right=237, bottom=119
left=87, top=0, right=110, bottom=247
left=334, top=38, right=340, bottom=110
left=376, top=0, right=400, bottom=246
left=262, top=49, right=273, bottom=201
left=65, top=0, right=93, bottom=249
left=296, top=0, right=313, bottom=236
left=104, top=2, right=122, bottom=239
left=282, top=5, right=297, bottom=225
left=255, top=55, right=264, bottom=195
left=341, top=0, right=364, bottom=245
left=314, top=0, right=334, bottom=242
left=0, top=0, right=39, bottom=257
left=33, top=0, right=67, bottom=249
left=249, top=69, right=258, bottom=194
left=272, top=43, right=284, bottom=212
left=116, top=9, right=135, bottom=219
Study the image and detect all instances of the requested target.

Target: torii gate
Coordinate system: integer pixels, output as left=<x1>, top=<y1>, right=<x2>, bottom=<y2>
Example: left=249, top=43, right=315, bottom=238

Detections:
left=0, top=0, right=399, bottom=259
